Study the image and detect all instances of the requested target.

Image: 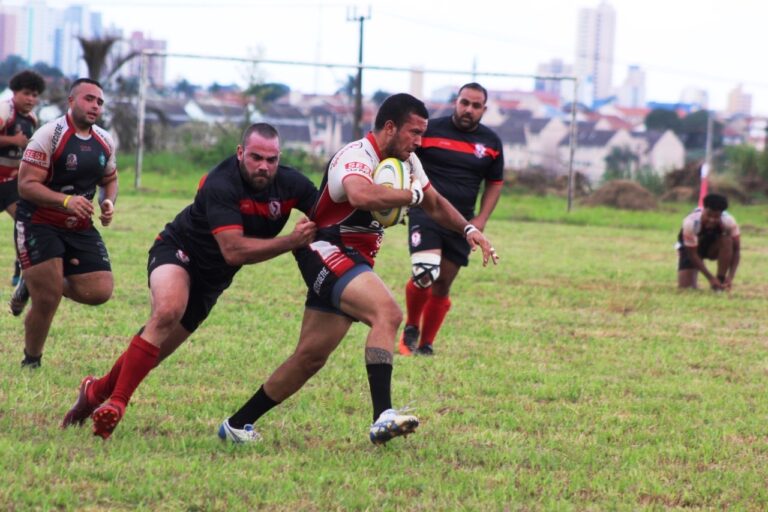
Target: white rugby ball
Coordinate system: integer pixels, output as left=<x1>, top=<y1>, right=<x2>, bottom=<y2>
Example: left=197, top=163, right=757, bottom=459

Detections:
left=371, top=158, right=407, bottom=228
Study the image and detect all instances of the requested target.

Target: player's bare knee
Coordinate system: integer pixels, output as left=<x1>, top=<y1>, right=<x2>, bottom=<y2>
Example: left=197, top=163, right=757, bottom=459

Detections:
left=411, top=253, right=441, bottom=289
left=150, top=305, right=185, bottom=331
left=375, top=300, right=403, bottom=332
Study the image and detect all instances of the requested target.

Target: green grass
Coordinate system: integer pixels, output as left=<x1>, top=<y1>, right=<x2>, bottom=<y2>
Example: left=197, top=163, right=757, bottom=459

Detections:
left=1, top=156, right=767, bottom=510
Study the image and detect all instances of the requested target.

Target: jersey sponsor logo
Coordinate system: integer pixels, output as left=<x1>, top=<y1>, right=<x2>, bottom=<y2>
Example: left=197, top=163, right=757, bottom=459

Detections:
left=313, top=267, right=329, bottom=294
left=269, top=200, right=281, bottom=220
left=410, top=229, right=422, bottom=248
left=344, top=161, right=372, bottom=176
left=80, top=144, right=92, bottom=152
left=99, top=153, right=106, bottom=167
left=66, top=153, right=78, bottom=171
left=175, top=249, right=190, bottom=264
left=23, top=149, right=47, bottom=167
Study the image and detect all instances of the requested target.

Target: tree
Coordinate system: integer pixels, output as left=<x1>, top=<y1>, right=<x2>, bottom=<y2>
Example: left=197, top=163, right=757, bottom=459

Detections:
left=0, top=55, right=29, bottom=85
left=173, top=79, right=198, bottom=99
left=603, top=146, right=639, bottom=182
left=245, top=82, right=290, bottom=110
left=372, top=90, right=390, bottom=106
left=644, top=108, right=682, bottom=134
left=680, top=110, right=723, bottom=151
left=77, top=36, right=138, bottom=82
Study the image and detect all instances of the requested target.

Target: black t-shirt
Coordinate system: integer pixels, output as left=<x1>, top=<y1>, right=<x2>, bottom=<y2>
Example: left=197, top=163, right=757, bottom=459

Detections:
left=160, top=155, right=317, bottom=278
left=414, top=116, right=504, bottom=218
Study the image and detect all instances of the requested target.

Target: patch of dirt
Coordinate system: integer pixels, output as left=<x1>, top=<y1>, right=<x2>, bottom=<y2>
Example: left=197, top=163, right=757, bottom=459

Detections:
left=581, top=180, right=658, bottom=210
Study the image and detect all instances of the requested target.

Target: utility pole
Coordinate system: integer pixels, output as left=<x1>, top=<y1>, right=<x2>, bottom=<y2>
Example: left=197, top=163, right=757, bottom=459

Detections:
left=347, top=6, right=371, bottom=140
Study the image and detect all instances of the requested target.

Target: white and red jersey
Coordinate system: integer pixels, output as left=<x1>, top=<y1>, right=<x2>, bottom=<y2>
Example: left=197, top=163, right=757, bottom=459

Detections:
left=17, top=113, right=117, bottom=230
left=0, top=99, right=38, bottom=183
left=312, top=132, right=431, bottom=264
left=679, top=208, right=740, bottom=248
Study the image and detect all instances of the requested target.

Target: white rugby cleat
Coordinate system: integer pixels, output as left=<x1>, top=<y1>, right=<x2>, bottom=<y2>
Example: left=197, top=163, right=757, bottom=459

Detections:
left=218, top=419, right=262, bottom=443
left=369, top=407, right=419, bottom=445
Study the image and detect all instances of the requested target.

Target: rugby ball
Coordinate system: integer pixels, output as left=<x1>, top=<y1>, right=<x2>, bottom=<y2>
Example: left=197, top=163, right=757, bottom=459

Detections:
left=371, top=158, right=408, bottom=228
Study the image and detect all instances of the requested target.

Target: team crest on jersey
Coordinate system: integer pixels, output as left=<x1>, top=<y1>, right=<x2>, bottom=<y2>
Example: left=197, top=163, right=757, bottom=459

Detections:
left=65, top=216, right=79, bottom=229
left=410, top=229, right=422, bottom=248
left=99, top=153, right=106, bottom=167
left=66, top=153, right=78, bottom=171
left=473, top=144, right=487, bottom=159
left=269, top=200, right=281, bottom=220
left=175, top=249, right=190, bottom=264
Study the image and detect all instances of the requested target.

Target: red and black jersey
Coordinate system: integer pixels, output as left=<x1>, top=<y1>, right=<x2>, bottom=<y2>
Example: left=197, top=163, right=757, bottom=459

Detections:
left=415, top=116, right=504, bottom=218
left=0, top=99, right=38, bottom=183
left=159, top=155, right=317, bottom=278
left=17, top=114, right=117, bottom=230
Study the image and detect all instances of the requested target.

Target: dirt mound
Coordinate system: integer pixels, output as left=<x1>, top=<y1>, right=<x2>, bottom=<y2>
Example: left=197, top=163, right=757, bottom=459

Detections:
left=582, top=180, right=658, bottom=210
left=660, top=186, right=696, bottom=203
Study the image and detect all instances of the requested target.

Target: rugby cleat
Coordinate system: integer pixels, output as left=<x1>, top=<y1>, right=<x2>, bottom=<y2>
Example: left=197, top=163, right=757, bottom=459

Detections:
left=415, top=344, right=434, bottom=356
left=369, top=407, right=419, bottom=445
left=61, top=376, right=100, bottom=428
left=9, top=277, right=29, bottom=316
left=398, top=325, right=419, bottom=356
left=92, top=401, right=125, bottom=440
left=218, top=419, right=262, bottom=443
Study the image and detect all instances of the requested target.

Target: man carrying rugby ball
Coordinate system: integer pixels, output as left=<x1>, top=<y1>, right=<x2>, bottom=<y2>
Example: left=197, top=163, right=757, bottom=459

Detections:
left=219, top=93, right=499, bottom=445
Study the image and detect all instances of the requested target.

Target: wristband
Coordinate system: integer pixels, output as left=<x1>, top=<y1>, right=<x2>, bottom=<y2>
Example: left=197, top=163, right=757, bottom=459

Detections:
left=410, top=188, right=423, bottom=206
left=463, top=224, right=479, bottom=238
left=62, top=195, right=72, bottom=208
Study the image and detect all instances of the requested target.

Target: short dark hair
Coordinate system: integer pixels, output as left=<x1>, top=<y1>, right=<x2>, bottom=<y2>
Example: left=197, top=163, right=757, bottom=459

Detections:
left=9, top=70, right=46, bottom=94
left=69, top=78, right=103, bottom=94
left=241, top=122, right=280, bottom=146
left=458, top=82, right=488, bottom=103
left=703, top=193, right=728, bottom=212
left=373, top=93, right=429, bottom=131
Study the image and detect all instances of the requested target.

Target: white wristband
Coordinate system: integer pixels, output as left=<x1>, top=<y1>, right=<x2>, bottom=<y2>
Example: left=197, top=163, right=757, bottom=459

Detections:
left=463, top=224, right=479, bottom=238
left=410, top=188, right=423, bottom=206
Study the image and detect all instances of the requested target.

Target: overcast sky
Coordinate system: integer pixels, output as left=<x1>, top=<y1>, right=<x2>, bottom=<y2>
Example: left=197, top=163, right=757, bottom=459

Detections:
left=23, top=0, right=768, bottom=114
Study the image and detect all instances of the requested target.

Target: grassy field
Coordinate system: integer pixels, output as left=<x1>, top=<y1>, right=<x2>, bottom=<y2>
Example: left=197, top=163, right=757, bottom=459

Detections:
left=1, top=157, right=767, bottom=511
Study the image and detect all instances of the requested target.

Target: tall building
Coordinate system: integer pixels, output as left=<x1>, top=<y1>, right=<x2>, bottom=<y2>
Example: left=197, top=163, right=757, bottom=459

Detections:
left=726, top=84, right=752, bottom=117
left=616, top=65, right=645, bottom=108
left=55, top=5, right=104, bottom=77
left=575, top=1, right=616, bottom=106
left=680, top=86, right=708, bottom=110
left=15, top=0, right=59, bottom=67
left=122, top=31, right=167, bottom=87
left=534, top=58, right=573, bottom=98
left=0, top=8, right=19, bottom=60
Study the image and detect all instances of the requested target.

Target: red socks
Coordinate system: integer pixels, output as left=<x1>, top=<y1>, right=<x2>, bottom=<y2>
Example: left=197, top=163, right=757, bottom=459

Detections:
left=90, top=352, right=126, bottom=403
left=419, top=295, right=451, bottom=347
left=404, top=279, right=430, bottom=326
left=109, top=334, right=160, bottom=408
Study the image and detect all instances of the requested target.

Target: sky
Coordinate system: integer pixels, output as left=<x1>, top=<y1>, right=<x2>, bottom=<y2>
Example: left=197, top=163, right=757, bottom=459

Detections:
left=18, top=0, right=768, bottom=114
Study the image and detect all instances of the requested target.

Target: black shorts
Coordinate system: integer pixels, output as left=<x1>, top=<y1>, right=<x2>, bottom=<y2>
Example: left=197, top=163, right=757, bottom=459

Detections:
left=147, top=237, right=233, bottom=333
left=677, top=229, right=720, bottom=271
left=0, top=179, right=19, bottom=211
left=15, top=221, right=111, bottom=275
left=407, top=207, right=470, bottom=267
left=293, top=241, right=371, bottom=318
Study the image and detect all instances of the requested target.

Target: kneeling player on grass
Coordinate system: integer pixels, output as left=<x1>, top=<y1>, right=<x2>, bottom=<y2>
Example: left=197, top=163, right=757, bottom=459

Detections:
left=218, top=93, right=499, bottom=446
left=677, top=193, right=740, bottom=291
left=60, top=123, right=318, bottom=439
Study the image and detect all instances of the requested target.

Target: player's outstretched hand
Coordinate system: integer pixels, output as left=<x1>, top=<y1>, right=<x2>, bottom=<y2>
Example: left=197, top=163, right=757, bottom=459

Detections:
left=291, top=216, right=317, bottom=248
left=466, top=229, right=499, bottom=267
left=99, top=199, right=114, bottom=226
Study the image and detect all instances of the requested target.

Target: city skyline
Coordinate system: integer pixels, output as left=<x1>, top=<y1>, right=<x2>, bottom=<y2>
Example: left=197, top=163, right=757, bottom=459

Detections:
left=1, top=0, right=766, bottom=116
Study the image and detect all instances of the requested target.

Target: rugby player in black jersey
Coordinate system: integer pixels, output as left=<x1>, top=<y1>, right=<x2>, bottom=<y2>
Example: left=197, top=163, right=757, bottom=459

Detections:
left=399, top=82, right=504, bottom=356
left=60, top=123, right=318, bottom=439
left=14, top=78, right=118, bottom=368
left=0, top=70, right=45, bottom=287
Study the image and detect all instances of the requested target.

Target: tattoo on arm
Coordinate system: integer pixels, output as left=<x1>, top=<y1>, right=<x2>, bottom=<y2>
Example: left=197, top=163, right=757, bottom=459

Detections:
left=365, top=347, right=393, bottom=365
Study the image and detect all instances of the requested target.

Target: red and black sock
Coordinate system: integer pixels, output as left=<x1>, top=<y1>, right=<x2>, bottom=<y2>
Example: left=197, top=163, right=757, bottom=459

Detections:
left=90, top=352, right=126, bottom=403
